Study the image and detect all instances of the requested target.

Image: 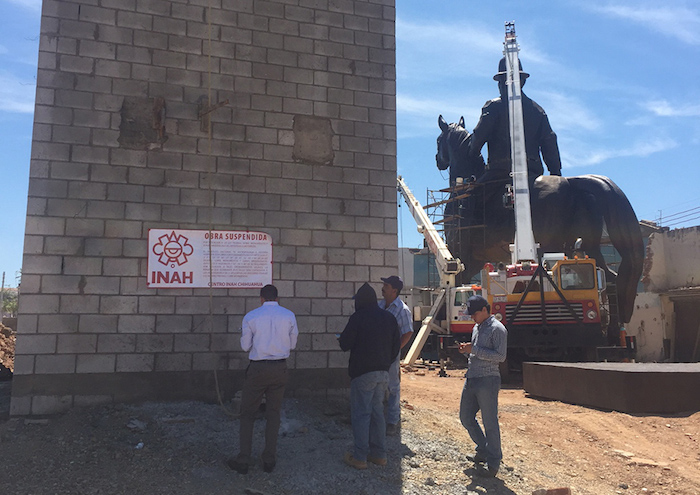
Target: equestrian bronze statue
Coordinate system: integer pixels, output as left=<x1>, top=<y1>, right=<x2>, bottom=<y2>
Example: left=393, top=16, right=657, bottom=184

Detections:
left=436, top=116, right=644, bottom=328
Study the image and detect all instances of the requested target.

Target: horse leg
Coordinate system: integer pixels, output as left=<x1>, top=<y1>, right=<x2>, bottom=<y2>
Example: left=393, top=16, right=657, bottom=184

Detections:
left=572, top=192, right=616, bottom=282
left=570, top=192, right=625, bottom=345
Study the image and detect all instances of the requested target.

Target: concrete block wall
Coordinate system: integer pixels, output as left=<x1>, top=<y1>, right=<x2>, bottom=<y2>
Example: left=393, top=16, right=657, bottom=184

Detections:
left=642, top=227, right=700, bottom=292
left=625, top=292, right=668, bottom=362
left=13, top=0, right=397, bottom=415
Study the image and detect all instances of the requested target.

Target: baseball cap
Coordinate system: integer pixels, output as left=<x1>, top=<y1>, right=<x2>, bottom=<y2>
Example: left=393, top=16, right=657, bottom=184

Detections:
left=467, top=295, right=489, bottom=315
left=380, top=275, right=403, bottom=292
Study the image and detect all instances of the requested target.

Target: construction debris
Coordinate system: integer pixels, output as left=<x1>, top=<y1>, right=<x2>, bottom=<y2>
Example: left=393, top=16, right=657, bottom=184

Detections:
left=0, top=323, right=14, bottom=377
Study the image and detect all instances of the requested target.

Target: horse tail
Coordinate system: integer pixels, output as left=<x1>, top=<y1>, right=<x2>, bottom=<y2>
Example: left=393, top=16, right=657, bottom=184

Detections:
left=569, top=175, right=644, bottom=323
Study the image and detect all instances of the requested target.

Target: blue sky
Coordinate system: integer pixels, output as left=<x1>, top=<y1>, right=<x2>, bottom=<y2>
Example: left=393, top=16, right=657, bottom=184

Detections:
left=1, top=1, right=700, bottom=285
left=396, top=1, right=700, bottom=251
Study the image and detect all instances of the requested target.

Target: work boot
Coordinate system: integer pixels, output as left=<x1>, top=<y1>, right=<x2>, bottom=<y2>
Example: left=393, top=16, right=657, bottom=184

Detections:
left=476, top=465, right=498, bottom=478
left=466, top=452, right=487, bottom=464
left=343, top=452, right=368, bottom=470
left=386, top=423, right=400, bottom=436
left=226, top=457, right=249, bottom=474
left=367, top=455, right=387, bottom=466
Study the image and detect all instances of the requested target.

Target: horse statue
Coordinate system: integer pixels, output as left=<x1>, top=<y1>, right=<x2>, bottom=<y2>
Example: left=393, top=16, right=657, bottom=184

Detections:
left=436, top=115, right=645, bottom=326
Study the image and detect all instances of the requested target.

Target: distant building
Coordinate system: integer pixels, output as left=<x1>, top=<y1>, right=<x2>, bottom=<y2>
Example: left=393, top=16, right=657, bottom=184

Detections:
left=628, top=224, right=700, bottom=362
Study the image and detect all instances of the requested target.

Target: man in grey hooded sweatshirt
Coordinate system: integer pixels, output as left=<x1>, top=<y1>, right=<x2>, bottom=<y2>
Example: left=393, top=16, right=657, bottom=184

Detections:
left=339, top=282, right=400, bottom=469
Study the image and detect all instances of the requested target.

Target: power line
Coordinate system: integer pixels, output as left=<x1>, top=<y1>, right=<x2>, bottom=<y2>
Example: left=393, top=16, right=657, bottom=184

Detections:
left=651, top=197, right=700, bottom=223
left=659, top=205, right=700, bottom=222
left=665, top=213, right=700, bottom=228
left=658, top=196, right=700, bottom=213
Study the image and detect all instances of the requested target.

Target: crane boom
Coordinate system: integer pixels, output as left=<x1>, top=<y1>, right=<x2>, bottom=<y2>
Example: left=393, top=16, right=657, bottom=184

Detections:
left=397, top=175, right=477, bottom=367
left=504, top=22, right=538, bottom=263
left=397, top=176, right=463, bottom=288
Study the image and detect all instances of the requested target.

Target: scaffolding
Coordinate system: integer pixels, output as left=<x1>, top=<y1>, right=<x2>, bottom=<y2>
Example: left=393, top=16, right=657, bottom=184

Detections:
left=421, top=180, right=487, bottom=286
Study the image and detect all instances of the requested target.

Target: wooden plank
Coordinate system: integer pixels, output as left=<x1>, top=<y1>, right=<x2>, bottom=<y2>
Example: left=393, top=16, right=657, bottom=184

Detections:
left=402, top=289, right=446, bottom=366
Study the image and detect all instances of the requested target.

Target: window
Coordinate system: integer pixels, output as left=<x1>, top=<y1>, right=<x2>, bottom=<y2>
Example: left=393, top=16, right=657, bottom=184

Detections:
left=559, top=264, right=595, bottom=290
left=453, top=290, right=471, bottom=306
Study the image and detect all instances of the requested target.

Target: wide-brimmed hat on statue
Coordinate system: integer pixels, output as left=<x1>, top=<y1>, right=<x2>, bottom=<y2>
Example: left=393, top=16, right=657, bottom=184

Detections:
left=493, top=56, right=530, bottom=81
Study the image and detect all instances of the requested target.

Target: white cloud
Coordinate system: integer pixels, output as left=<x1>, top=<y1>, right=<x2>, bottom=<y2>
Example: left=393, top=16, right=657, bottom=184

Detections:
left=396, top=17, right=555, bottom=82
left=536, top=91, right=602, bottom=133
left=3, top=0, right=42, bottom=12
left=643, top=99, right=700, bottom=117
left=396, top=18, right=500, bottom=54
left=0, top=70, right=36, bottom=113
left=564, top=137, right=677, bottom=168
left=398, top=94, right=482, bottom=119
left=589, top=3, right=700, bottom=45
left=397, top=93, right=486, bottom=139
left=396, top=19, right=495, bottom=85
left=624, top=115, right=654, bottom=127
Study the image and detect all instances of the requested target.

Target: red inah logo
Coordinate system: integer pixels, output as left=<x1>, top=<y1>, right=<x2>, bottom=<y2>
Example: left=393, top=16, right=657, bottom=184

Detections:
left=152, top=231, right=194, bottom=266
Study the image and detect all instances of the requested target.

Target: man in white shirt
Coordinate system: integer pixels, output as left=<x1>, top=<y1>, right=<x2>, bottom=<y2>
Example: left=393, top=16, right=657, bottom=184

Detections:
left=227, top=284, right=298, bottom=475
left=378, top=275, right=414, bottom=436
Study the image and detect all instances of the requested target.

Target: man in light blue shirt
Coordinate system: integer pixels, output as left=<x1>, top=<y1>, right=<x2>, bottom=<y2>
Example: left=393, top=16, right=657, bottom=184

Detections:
left=228, top=284, right=298, bottom=475
left=458, top=295, right=507, bottom=478
left=378, top=275, right=413, bottom=436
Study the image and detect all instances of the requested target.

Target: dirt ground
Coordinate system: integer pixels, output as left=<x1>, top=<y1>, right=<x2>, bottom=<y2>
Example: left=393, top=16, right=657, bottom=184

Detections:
left=401, top=368, right=700, bottom=494
left=1, top=364, right=698, bottom=495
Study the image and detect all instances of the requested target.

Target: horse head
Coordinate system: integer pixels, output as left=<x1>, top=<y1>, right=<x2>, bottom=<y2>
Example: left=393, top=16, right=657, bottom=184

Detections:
left=436, top=115, right=484, bottom=183
left=436, top=115, right=465, bottom=171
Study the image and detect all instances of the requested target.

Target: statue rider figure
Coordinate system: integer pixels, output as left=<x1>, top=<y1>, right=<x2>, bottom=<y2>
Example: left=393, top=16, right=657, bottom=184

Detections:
left=469, top=57, right=562, bottom=187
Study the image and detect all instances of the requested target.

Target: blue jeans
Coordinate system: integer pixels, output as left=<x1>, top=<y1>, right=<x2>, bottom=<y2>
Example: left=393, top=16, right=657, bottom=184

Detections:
left=459, top=375, right=502, bottom=471
left=350, top=370, right=389, bottom=462
left=385, top=356, right=401, bottom=425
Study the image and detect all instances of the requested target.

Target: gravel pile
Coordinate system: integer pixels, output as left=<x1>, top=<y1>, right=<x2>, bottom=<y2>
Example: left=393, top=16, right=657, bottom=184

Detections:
left=0, top=394, right=507, bottom=495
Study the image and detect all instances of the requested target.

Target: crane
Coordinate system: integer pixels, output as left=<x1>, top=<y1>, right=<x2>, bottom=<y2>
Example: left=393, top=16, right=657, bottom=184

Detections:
left=397, top=176, right=480, bottom=366
left=397, top=176, right=464, bottom=288
left=503, top=21, right=538, bottom=264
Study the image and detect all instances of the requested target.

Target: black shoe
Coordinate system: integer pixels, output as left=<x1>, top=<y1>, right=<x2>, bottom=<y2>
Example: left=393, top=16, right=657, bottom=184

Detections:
left=466, top=453, right=487, bottom=464
left=476, top=465, right=498, bottom=478
left=226, top=458, right=249, bottom=474
left=263, top=461, right=276, bottom=473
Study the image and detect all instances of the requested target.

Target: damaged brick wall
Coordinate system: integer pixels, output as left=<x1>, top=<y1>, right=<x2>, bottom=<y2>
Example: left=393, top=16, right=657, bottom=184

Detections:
left=15, top=0, right=397, bottom=415
left=643, top=227, right=700, bottom=292
left=118, top=97, right=167, bottom=150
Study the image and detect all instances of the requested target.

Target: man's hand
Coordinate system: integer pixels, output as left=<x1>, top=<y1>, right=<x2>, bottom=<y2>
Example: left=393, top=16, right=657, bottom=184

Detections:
left=458, top=342, right=472, bottom=354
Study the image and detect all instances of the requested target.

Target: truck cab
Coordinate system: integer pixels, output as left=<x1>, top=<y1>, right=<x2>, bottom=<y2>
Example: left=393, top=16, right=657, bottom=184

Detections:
left=448, top=285, right=482, bottom=335
left=481, top=257, right=608, bottom=360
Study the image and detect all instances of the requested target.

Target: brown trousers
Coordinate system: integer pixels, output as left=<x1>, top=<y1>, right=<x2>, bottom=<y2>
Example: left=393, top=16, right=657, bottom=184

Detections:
left=236, top=360, right=288, bottom=465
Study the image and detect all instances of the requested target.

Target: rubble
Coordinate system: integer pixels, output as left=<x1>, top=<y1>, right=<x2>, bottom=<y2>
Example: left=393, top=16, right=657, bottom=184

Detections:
left=0, top=323, right=15, bottom=378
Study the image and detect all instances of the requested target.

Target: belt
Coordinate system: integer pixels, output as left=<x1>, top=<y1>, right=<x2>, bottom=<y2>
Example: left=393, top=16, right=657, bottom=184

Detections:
left=251, top=359, right=286, bottom=363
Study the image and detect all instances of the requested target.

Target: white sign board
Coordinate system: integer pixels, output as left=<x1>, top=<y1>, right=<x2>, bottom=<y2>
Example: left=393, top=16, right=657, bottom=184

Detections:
left=147, top=229, right=273, bottom=289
